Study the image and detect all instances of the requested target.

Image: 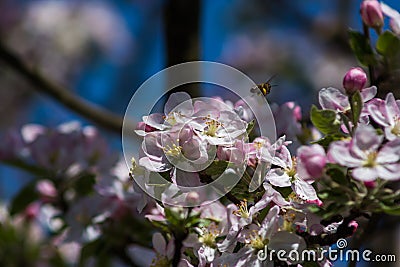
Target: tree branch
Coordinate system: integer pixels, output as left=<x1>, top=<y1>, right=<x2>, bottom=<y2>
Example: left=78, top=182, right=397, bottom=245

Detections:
left=0, top=41, right=127, bottom=133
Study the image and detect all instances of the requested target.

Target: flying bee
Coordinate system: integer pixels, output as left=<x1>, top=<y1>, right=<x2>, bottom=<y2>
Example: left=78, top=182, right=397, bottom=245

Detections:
left=250, top=75, right=277, bottom=97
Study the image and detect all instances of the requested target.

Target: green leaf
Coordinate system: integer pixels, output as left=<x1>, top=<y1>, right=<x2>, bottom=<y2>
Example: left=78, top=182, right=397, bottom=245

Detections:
left=246, top=119, right=255, bottom=135
left=348, top=30, right=377, bottom=66
left=379, top=203, right=400, bottom=215
left=376, top=31, right=400, bottom=68
left=311, top=134, right=345, bottom=148
left=376, top=31, right=400, bottom=56
left=10, top=181, right=38, bottom=215
left=350, top=91, right=363, bottom=127
left=310, top=105, right=341, bottom=135
left=204, top=160, right=229, bottom=177
left=325, top=164, right=349, bottom=185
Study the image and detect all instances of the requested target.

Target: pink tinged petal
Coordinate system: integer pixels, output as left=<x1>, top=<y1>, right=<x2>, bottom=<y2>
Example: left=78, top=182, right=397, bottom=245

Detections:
left=217, top=224, right=240, bottom=253
left=368, top=103, right=390, bottom=127
left=166, top=239, right=175, bottom=260
left=352, top=167, right=378, bottom=182
left=360, top=86, right=377, bottom=102
left=328, top=141, right=363, bottom=167
left=139, top=157, right=170, bottom=172
left=142, top=132, right=164, bottom=158
left=385, top=93, right=400, bottom=125
left=249, top=190, right=274, bottom=216
left=172, top=169, right=202, bottom=187
left=263, top=182, right=290, bottom=206
left=268, top=231, right=307, bottom=263
left=353, top=124, right=383, bottom=152
left=142, top=113, right=166, bottom=130
left=266, top=169, right=291, bottom=187
left=260, top=205, right=280, bottom=239
left=318, top=87, right=349, bottom=111
left=384, top=126, right=398, bottom=141
left=164, top=92, right=193, bottom=115
left=152, top=233, right=167, bottom=255
left=375, top=164, right=400, bottom=181
left=376, top=140, right=400, bottom=163
left=381, top=2, right=400, bottom=34
left=292, top=177, right=319, bottom=201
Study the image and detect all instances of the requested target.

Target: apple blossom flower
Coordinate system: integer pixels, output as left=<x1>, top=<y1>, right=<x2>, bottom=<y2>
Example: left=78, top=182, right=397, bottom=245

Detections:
left=368, top=93, right=400, bottom=140
left=342, top=67, right=367, bottom=95
left=361, top=0, right=384, bottom=29
left=139, top=125, right=208, bottom=186
left=140, top=92, right=195, bottom=133
left=264, top=145, right=322, bottom=205
left=328, top=124, right=400, bottom=181
left=191, top=109, right=248, bottom=146
left=319, top=86, right=377, bottom=113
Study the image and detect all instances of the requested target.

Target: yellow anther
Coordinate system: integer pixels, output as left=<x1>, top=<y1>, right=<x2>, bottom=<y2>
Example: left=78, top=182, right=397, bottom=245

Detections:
left=233, top=199, right=250, bottom=219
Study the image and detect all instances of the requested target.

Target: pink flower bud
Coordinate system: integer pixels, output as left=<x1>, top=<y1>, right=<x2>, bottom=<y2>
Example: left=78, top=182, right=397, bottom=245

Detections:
left=297, top=144, right=327, bottom=179
left=306, top=199, right=324, bottom=207
left=348, top=220, right=359, bottom=234
left=361, top=0, right=384, bottom=28
left=342, top=67, right=367, bottom=95
left=364, top=181, right=376, bottom=188
left=186, top=191, right=200, bottom=204
left=36, top=180, right=57, bottom=202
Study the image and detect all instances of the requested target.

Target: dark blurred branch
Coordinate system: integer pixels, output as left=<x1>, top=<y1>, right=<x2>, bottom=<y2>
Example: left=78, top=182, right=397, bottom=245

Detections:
left=163, top=0, right=200, bottom=66
left=0, top=41, right=125, bottom=133
left=163, top=0, right=201, bottom=97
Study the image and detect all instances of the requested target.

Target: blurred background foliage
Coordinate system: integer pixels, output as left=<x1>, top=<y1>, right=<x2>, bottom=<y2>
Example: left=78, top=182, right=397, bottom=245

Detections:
left=0, top=1, right=399, bottom=266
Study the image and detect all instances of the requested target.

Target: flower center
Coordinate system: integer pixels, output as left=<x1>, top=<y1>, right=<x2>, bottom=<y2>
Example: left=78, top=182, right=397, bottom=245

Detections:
left=363, top=151, right=377, bottom=167
left=203, top=115, right=223, bottom=137
left=151, top=254, right=170, bottom=267
left=391, top=116, right=400, bottom=136
left=198, top=225, right=220, bottom=248
left=249, top=230, right=269, bottom=250
left=233, top=199, right=250, bottom=219
left=286, top=157, right=297, bottom=179
left=253, top=141, right=264, bottom=150
left=163, top=112, right=182, bottom=126
left=163, top=141, right=182, bottom=158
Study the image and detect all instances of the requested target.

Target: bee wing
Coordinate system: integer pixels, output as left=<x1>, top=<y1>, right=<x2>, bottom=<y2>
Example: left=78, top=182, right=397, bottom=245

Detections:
left=265, top=74, right=277, bottom=84
left=250, top=86, right=261, bottom=94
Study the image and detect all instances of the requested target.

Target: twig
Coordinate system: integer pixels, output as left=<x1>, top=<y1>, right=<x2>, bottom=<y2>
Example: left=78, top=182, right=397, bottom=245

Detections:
left=0, top=41, right=125, bottom=132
